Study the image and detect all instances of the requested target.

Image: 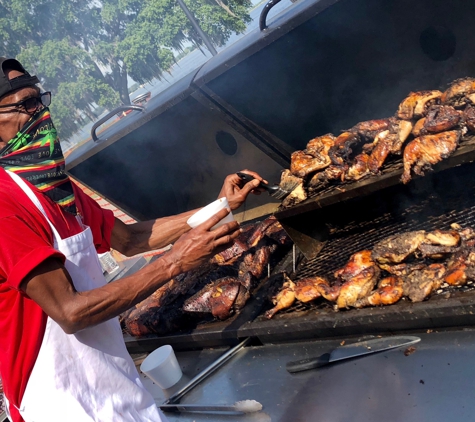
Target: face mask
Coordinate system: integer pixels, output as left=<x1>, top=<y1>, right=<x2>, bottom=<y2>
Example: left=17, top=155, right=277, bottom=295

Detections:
left=0, top=107, right=77, bottom=214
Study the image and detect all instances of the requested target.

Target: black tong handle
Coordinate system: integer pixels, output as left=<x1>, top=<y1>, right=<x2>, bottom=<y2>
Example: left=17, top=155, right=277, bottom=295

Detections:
left=236, top=172, right=277, bottom=193
left=286, top=353, right=332, bottom=373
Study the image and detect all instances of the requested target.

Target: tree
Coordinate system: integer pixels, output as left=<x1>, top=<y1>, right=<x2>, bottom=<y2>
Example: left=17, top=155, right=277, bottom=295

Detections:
left=0, top=0, right=252, bottom=139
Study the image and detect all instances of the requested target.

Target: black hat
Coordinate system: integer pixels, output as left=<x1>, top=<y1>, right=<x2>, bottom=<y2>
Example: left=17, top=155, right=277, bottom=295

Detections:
left=0, top=57, right=40, bottom=99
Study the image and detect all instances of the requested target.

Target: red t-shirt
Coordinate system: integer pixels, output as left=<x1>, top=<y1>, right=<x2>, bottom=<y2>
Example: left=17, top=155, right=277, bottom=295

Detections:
left=0, top=169, right=115, bottom=421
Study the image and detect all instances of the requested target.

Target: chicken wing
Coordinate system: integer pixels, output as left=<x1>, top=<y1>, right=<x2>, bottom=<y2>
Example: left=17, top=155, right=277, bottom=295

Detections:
left=265, top=275, right=296, bottom=319
left=401, top=130, right=461, bottom=184
left=397, top=90, right=442, bottom=120
left=353, top=276, right=404, bottom=308
left=294, top=276, right=340, bottom=303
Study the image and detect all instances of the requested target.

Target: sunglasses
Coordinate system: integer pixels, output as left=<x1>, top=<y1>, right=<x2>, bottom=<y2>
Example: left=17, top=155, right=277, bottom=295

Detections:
left=0, top=91, right=52, bottom=114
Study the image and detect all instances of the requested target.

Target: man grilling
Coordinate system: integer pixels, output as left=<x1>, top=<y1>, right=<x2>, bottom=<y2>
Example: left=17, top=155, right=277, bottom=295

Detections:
left=0, top=57, right=264, bottom=422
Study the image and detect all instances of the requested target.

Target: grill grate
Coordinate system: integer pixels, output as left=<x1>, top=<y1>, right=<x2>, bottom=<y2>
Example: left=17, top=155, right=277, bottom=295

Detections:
left=263, top=175, right=475, bottom=316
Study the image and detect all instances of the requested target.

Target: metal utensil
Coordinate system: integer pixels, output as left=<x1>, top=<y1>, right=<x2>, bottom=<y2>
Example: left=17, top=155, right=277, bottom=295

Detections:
left=163, top=337, right=251, bottom=404
left=236, top=172, right=294, bottom=200
left=286, top=335, right=421, bottom=373
left=160, top=399, right=262, bottom=414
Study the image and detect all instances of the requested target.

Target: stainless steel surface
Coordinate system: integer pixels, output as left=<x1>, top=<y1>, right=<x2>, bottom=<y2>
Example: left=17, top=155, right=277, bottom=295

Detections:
left=159, top=402, right=259, bottom=413
left=330, top=335, right=421, bottom=362
left=139, top=328, right=475, bottom=421
left=164, top=338, right=251, bottom=404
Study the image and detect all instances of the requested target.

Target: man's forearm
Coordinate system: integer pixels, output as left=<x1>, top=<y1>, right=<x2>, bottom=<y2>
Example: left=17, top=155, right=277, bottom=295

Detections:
left=112, top=208, right=200, bottom=256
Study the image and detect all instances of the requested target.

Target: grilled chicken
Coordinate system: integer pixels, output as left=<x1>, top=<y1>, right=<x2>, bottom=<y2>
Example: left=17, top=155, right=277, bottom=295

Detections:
left=265, top=275, right=296, bottom=319
left=401, top=130, right=461, bottom=184
left=280, top=170, right=307, bottom=207
left=210, top=239, right=249, bottom=265
left=239, top=242, right=276, bottom=280
left=397, top=90, right=442, bottom=120
left=417, top=229, right=461, bottom=259
left=412, top=118, right=426, bottom=137
left=463, top=105, right=475, bottom=133
left=335, top=250, right=380, bottom=308
left=305, top=134, right=335, bottom=169
left=328, top=132, right=361, bottom=166
left=247, top=216, right=279, bottom=247
left=346, top=153, right=371, bottom=181
left=290, top=150, right=330, bottom=178
left=372, top=231, right=427, bottom=266
left=349, top=119, right=392, bottom=140
left=402, top=264, right=446, bottom=302
left=293, top=276, right=340, bottom=303
left=420, top=105, right=461, bottom=134
left=367, top=130, right=394, bottom=173
left=353, top=276, right=404, bottom=308
left=441, top=77, right=475, bottom=108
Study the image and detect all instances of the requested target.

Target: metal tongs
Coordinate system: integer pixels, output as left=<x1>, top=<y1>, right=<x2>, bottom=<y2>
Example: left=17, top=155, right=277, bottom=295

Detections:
left=236, top=172, right=292, bottom=200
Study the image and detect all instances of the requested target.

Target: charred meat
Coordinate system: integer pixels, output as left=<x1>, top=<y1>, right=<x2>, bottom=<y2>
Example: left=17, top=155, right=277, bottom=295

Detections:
left=420, top=105, right=461, bottom=134
left=463, top=105, right=475, bottom=133
left=402, top=264, right=446, bottom=302
left=397, top=90, right=442, bottom=120
left=328, top=132, right=362, bottom=166
left=349, top=118, right=392, bottom=140
left=441, top=77, right=475, bottom=108
left=372, top=231, right=427, bottom=266
left=401, top=130, right=461, bottom=184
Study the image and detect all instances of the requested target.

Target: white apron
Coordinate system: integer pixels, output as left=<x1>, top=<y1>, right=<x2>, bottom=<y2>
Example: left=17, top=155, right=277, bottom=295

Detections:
left=6, top=171, right=165, bottom=422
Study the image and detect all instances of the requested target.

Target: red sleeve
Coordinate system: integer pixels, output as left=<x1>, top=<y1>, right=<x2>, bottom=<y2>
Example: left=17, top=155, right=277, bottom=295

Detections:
left=0, top=215, right=64, bottom=290
left=72, top=185, right=115, bottom=254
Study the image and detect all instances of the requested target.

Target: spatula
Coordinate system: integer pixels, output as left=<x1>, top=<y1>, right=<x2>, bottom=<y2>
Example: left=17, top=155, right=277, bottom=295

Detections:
left=236, top=172, right=294, bottom=200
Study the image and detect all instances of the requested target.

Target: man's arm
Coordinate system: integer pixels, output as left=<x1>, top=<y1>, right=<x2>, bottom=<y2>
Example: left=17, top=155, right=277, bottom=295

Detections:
left=21, top=209, right=240, bottom=334
left=111, top=170, right=263, bottom=256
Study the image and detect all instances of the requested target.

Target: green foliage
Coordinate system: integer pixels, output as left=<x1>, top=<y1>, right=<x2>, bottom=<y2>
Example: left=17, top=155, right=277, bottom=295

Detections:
left=0, top=0, right=252, bottom=140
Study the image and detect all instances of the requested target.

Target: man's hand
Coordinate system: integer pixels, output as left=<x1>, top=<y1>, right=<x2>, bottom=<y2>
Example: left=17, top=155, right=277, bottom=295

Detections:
left=166, top=208, right=241, bottom=274
left=218, top=169, right=268, bottom=210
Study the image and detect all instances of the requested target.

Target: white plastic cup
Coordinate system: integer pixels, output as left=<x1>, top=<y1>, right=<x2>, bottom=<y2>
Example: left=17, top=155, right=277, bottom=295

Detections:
left=140, top=345, right=183, bottom=389
left=187, top=197, right=234, bottom=230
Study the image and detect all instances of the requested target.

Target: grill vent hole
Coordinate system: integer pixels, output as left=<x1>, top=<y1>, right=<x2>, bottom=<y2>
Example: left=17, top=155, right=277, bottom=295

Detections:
left=420, top=26, right=456, bottom=62
left=216, top=131, right=238, bottom=156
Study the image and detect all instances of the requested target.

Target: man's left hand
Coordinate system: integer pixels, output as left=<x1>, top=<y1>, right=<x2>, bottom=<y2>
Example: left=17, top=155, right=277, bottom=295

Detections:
left=218, top=169, right=268, bottom=210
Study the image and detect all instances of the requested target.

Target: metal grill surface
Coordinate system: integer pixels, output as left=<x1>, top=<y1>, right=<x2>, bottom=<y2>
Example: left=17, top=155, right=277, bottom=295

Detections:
left=272, top=183, right=475, bottom=315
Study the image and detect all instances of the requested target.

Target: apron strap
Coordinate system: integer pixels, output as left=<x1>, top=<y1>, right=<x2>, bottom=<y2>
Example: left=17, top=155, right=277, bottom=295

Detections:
left=6, top=170, right=62, bottom=242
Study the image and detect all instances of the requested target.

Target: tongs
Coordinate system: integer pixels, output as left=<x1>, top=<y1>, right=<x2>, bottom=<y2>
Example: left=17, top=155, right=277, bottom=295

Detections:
left=236, top=172, right=293, bottom=200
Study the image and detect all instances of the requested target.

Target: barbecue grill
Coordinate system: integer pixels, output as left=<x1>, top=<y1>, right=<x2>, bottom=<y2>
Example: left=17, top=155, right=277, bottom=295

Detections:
left=62, top=0, right=475, bottom=353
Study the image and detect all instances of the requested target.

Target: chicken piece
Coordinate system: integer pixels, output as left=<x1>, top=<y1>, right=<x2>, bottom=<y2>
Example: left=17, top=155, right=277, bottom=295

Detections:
left=234, top=272, right=253, bottom=310
left=397, top=90, right=442, bottom=120
left=426, top=229, right=461, bottom=246
left=290, top=150, right=331, bottom=178
left=305, top=134, right=335, bottom=169
left=381, top=262, right=426, bottom=277
left=349, top=119, right=392, bottom=140
left=463, top=105, right=475, bottom=133
left=293, top=276, right=340, bottom=303
left=328, top=132, right=362, bottom=166
left=209, top=277, right=242, bottom=320
left=372, top=231, right=427, bottom=265
left=401, top=130, right=461, bottom=184
left=335, top=251, right=380, bottom=309
left=367, top=130, right=394, bottom=173
left=402, top=264, right=446, bottom=302
left=451, top=223, right=475, bottom=242
left=353, top=276, right=404, bottom=308
left=247, top=216, right=279, bottom=247
left=279, top=170, right=306, bottom=207
left=281, top=182, right=307, bottom=208
left=412, top=118, right=426, bottom=137
left=389, top=119, right=414, bottom=154
left=417, top=230, right=461, bottom=259
left=265, top=276, right=296, bottom=319
left=441, top=77, right=475, bottom=108
left=444, top=250, right=469, bottom=286
left=239, top=242, right=276, bottom=280
left=210, top=239, right=249, bottom=265
left=420, top=105, right=461, bottom=134
left=346, top=153, right=371, bottom=181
